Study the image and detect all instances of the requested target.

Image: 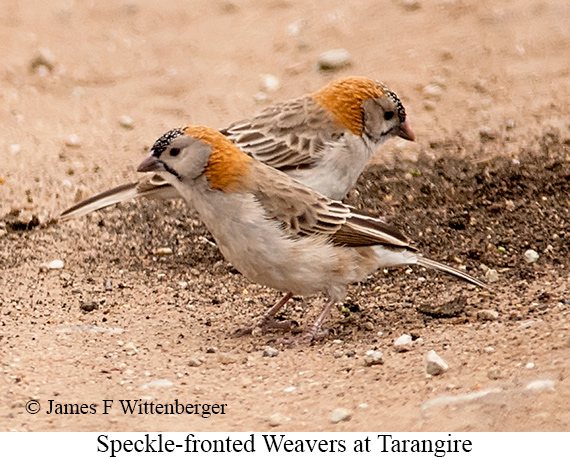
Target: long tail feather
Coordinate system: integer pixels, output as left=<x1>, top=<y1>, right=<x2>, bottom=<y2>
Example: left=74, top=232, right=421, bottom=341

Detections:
left=416, top=256, right=489, bottom=289
left=60, top=182, right=141, bottom=220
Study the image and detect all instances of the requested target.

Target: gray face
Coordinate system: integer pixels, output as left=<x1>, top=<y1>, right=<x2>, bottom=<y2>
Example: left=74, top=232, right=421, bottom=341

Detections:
left=361, top=95, right=403, bottom=141
left=146, top=130, right=213, bottom=183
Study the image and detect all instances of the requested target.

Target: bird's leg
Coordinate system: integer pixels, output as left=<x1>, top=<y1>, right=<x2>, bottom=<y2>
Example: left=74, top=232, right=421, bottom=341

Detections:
left=234, top=292, right=296, bottom=336
left=273, top=297, right=336, bottom=346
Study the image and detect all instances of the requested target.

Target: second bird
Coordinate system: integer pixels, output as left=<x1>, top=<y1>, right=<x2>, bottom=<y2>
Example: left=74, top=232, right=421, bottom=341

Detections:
left=61, top=76, right=414, bottom=219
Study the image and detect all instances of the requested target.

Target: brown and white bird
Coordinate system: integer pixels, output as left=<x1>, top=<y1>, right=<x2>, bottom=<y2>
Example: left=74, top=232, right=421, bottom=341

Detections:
left=136, top=126, right=485, bottom=345
left=60, top=76, right=414, bottom=219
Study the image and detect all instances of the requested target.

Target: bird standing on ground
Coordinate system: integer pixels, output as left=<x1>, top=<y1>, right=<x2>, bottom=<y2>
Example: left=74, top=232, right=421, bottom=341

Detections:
left=60, top=76, right=414, bottom=219
left=136, top=126, right=485, bottom=346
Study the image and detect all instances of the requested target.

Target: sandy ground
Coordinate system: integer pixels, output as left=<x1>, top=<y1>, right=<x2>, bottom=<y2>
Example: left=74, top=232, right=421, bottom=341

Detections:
left=1, top=0, right=569, bottom=432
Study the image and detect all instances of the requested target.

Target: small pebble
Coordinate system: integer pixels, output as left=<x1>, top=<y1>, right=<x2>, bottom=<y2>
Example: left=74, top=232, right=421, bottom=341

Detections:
left=217, top=353, right=237, bottom=365
left=124, top=342, right=138, bottom=356
left=260, top=74, right=280, bottom=92
left=524, top=249, right=539, bottom=264
left=141, top=379, right=173, bottom=389
left=400, top=0, right=421, bottom=11
left=318, top=49, right=351, bottom=71
left=119, top=115, right=134, bottom=129
left=425, top=350, right=449, bottom=376
left=268, top=413, right=288, bottom=427
left=394, top=334, right=413, bottom=352
left=283, top=386, right=296, bottom=393
left=187, top=358, right=202, bottom=367
left=178, top=281, right=188, bottom=289
left=80, top=302, right=98, bottom=312
left=206, top=347, right=217, bottom=354
left=9, top=144, right=22, bottom=154
left=154, top=247, right=173, bottom=256
left=525, top=379, right=555, bottom=391
left=477, top=309, right=499, bottom=321
left=422, top=84, right=443, bottom=99
left=65, top=134, right=81, bottom=148
left=104, top=279, right=112, bottom=291
left=485, top=268, right=500, bottom=283
left=47, top=259, right=65, bottom=270
left=30, top=47, right=56, bottom=73
left=525, top=362, right=535, bottom=369
left=330, top=408, right=352, bottom=423
left=487, top=367, right=501, bottom=380
left=363, top=350, right=384, bottom=366
left=263, top=346, right=279, bottom=358
left=479, top=127, right=499, bottom=141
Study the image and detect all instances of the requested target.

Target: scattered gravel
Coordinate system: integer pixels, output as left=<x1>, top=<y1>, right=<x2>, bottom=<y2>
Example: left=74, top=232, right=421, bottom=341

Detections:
left=425, top=350, right=449, bottom=376
left=330, top=408, right=352, bottom=423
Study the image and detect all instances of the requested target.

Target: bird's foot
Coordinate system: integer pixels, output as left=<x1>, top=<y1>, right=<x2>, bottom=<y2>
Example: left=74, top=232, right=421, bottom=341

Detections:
left=270, top=327, right=330, bottom=347
left=234, top=316, right=297, bottom=337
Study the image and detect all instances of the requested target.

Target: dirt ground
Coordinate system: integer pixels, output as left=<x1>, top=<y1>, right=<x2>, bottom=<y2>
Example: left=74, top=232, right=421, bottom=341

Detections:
left=1, top=0, right=569, bottom=432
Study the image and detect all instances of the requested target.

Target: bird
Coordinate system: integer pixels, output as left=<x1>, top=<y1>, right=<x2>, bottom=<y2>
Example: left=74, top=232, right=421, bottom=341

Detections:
left=135, top=125, right=486, bottom=345
left=60, top=76, right=414, bottom=219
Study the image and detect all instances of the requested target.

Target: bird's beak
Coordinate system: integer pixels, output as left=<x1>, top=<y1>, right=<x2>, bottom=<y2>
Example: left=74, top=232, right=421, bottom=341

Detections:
left=137, top=155, right=164, bottom=173
left=396, top=120, right=415, bottom=142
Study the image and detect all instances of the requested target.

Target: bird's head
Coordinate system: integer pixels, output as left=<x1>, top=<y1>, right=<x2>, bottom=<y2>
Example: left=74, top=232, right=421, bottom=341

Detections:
left=312, top=76, right=415, bottom=143
left=137, top=126, right=253, bottom=192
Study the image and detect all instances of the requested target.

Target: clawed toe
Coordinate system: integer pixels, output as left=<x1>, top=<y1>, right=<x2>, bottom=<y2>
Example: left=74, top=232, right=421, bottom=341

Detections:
left=234, top=317, right=298, bottom=337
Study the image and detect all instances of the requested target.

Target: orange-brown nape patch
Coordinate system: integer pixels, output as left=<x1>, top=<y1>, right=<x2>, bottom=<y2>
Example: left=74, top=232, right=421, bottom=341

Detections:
left=311, top=76, right=386, bottom=136
left=184, top=126, right=253, bottom=193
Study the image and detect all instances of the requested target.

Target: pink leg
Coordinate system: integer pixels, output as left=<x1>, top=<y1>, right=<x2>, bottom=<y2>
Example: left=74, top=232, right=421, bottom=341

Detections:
left=273, top=298, right=336, bottom=346
left=234, top=292, right=295, bottom=336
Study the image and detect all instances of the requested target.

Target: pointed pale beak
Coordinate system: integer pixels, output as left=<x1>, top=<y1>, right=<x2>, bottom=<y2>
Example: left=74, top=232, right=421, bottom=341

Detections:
left=137, top=155, right=164, bottom=173
left=396, top=120, right=415, bottom=142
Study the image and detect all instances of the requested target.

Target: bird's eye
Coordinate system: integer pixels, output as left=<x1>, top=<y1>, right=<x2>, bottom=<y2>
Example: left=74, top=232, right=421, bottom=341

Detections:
left=384, top=111, right=395, bottom=121
left=169, top=148, right=181, bottom=157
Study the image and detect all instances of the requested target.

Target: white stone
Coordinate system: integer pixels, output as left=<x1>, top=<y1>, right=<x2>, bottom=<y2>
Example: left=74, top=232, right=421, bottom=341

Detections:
left=318, top=49, right=351, bottom=70
left=394, top=334, right=413, bottom=352
left=47, top=259, right=65, bottom=270
left=330, top=408, right=352, bottom=423
left=524, top=249, right=539, bottom=263
left=526, top=379, right=555, bottom=391
left=65, top=134, right=81, bottom=147
left=119, top=115, right=134, bottom=129
left=485, top=268, right=500, bottom=283
left=425, top=350, right=449, bottom=375
left=260, top=74, right=280, bottom=92
left=141, top=379, right=173, bottom=389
